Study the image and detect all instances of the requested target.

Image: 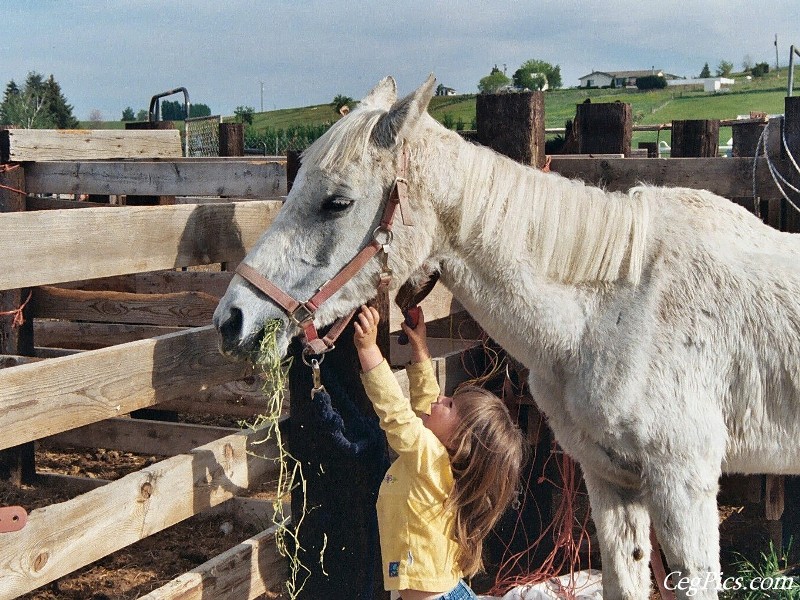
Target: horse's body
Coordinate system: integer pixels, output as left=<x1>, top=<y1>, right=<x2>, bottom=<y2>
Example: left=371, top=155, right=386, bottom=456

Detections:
left=213, top=76, right=800, bottom=599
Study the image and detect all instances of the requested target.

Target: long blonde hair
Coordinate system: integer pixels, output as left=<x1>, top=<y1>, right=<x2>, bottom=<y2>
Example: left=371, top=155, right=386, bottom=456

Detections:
left=446, top=386, right=528, bottom=577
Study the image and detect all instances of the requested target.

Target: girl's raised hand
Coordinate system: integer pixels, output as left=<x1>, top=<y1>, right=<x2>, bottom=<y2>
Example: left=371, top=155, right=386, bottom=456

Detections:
left=353, top=305, right=380, bottom=351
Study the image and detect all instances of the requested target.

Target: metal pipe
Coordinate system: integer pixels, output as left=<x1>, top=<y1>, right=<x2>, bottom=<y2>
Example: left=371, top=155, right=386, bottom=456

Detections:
left=148, top=87, right=191, bottom=123
left=789, top=45, right=800, bottom=96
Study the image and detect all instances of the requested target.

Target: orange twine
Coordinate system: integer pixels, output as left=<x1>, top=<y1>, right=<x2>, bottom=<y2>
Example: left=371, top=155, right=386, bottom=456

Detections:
left=0, top=164, right=25, bottom=196
left=0, top=290, right=32, bottom=328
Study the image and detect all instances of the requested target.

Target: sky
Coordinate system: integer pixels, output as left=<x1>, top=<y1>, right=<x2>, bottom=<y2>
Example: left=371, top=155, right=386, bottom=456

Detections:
left=2, top=0, right=797, bottom=121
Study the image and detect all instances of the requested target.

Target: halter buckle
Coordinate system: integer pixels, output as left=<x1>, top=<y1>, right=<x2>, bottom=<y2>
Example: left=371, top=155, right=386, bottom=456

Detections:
left=289, top=302, right=315, bottom=327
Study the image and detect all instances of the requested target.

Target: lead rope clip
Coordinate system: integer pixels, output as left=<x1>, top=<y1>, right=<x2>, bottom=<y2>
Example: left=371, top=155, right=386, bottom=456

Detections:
left=310, top=358, right=326, bottom=396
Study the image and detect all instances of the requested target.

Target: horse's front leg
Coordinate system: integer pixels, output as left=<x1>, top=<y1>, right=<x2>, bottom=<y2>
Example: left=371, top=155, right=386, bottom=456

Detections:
left=647, top=462, right=721, bottom=600
left=583, top=470, right=652, bottom=600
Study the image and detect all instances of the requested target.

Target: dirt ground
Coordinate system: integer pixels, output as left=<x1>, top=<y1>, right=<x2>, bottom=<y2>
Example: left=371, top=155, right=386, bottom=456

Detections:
left=0, top=412, right=288, bottom=600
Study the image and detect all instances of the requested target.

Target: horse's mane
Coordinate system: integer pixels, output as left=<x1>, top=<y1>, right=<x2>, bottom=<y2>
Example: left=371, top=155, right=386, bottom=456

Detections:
left=446, top=139, right=649, bottom=286
left=301, top=107, right=384, bottom=172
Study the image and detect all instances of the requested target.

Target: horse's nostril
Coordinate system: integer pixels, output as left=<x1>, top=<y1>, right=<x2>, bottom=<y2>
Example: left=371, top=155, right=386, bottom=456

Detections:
left=219, top=306, right=244, bottom=344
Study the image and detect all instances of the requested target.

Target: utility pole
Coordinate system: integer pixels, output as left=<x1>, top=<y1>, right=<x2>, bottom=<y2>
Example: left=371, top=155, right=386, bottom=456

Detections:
left=775, top=34, right=780, bottom=70
left=260, top=80, right=264, bottom=112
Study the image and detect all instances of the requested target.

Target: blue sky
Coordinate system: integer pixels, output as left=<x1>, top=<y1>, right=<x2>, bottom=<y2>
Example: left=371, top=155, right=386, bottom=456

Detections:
left=2, top=0, right=797, bottom=121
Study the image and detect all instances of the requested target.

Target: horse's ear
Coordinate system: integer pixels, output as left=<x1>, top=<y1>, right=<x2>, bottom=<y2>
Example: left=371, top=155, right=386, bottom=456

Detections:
left=360, top=76, right=398, bottom=110
left=371, top=74, right=436, bottom=148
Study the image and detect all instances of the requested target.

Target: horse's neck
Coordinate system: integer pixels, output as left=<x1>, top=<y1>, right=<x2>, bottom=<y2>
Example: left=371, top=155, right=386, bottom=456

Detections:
left=415, top=129, right=647, bottom=365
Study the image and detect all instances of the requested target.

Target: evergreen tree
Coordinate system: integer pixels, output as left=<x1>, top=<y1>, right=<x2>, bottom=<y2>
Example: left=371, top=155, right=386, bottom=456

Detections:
left=0, top=71, right=78, bottom=128
left=44, top=75, right=79, bottom=128
left=121, top=107, right=136, bottom=121
left=699, top=63, right=711, bottom=78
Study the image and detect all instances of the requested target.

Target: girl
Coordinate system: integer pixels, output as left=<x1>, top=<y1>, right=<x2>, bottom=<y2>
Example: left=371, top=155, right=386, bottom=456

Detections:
left=354, top=304, right=528, bottom=600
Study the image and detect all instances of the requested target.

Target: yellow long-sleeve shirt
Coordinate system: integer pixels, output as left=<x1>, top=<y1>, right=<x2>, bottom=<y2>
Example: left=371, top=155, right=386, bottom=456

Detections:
left=360, top=359, right=462, bottom=592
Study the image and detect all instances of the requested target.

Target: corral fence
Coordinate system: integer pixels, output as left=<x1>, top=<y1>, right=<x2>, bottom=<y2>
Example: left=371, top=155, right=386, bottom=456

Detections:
left=0, top=90, right=798, bottom=599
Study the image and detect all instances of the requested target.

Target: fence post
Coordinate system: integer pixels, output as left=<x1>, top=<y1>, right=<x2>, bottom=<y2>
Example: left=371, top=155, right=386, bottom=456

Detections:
left=123, top=121, right=177, bottom=205
left=575, top=101, right=632, bottom=156
left=0, top=156, right=36, bottom=485
left=219, top=123, right=244, bottom=157
left=476, top=91, right=546, bottom=168
left=671, top=119, right=720, bottom=157
left=285, top=154, right=389, bottom=600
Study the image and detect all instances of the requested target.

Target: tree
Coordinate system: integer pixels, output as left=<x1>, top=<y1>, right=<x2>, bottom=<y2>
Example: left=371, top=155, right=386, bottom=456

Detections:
left=121, top=107, right=136, bottom=121
left=234, top=105, right=255, bottom=125
left=636, top=75, right=667, bottom=90
left=135, top=109, right=148, bottom=121
left=160, top=100, right=185, bottom=120
left=513, top=59, right=562, bottom=90
left=478, top=65, right=511, bottom=93
left=44, top=74, right=79, bottom=128
left=742, top=55, right=754, bottom=71
left=189, top=103, right=211, bottom=118
left=699, top=63, right=711, bottom=78
left=0, top=71, right=78, bottom=129
left=331, top=95, right=355, bottom=113
left=716, top=60, right=733, bottom=77
left=751, top=62, right=770, bottom=77
left=88, top=109, right=104, bottom=126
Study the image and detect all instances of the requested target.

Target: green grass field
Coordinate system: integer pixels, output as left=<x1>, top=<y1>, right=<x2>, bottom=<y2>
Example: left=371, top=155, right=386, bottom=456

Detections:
left=83, top=68, right=792, bottom=150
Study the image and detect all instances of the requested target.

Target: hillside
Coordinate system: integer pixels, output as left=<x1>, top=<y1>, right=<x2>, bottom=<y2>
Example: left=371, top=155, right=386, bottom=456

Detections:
left=245, top=67, right=791, bottom=149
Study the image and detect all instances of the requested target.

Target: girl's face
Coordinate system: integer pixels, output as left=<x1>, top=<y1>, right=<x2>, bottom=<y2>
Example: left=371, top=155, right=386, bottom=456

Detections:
left=422, top=395, right=461, bottom=449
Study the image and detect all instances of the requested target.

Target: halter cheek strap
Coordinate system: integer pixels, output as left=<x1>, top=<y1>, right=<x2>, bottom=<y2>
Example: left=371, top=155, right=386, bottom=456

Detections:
left=235, top=146, right=412, bottom=356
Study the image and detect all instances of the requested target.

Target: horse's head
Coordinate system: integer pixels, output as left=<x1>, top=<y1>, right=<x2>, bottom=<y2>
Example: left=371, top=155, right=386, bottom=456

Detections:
left=213, top=75, right=440, bottom=359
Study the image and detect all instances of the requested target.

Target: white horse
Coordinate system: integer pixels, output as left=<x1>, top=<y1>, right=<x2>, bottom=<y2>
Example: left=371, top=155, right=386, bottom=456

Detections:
left=213, top=76, right=800, bottom=600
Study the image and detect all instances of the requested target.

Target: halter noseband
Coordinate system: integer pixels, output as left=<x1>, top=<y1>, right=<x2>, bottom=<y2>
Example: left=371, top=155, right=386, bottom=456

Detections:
left=235, top=147, right=413, bottom=358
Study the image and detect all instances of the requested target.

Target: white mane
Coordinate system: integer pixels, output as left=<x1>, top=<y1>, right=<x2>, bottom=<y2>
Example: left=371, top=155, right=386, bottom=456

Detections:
left=447, top=140, right=650, bottom=286
left=301, top=107, right=384, bottom=172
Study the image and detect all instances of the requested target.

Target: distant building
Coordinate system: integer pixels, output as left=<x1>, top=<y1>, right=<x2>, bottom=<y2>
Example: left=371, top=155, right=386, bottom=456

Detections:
left=579, top=69, right=670, bottom=88
left=435, top=84, right=457, bottom=96
left=666, top=77, right=735, bottom=93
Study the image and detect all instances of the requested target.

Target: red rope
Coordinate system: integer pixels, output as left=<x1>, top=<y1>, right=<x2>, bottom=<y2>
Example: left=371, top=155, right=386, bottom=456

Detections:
left=0, top=164, right=25, bottom=196
left=0, top=290, right=32, bottom=328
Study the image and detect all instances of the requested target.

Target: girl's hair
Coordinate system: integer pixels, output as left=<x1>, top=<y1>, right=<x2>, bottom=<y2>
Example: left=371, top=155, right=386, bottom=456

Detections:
left=445, top=385, right=529, bottom=577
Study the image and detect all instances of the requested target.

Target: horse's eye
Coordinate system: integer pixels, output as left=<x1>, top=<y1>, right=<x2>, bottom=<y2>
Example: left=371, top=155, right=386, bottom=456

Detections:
left=321, top=195, right=354, bottom=212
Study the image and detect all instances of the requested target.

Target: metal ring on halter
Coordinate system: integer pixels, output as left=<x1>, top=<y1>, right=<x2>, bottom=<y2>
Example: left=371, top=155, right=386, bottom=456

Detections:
left=372, top=227, right=394, bottom=246
left=301, top=347, right=326, bottom=367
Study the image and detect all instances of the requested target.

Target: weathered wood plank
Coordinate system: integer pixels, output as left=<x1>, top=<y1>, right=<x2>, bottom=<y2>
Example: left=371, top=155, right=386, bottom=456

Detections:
left=59, top=270, right=234, bottom=296
left=42, top=418, right=241, bottom=456
left=34, top=321, right=182, bottom=350
left=1, top=129, right=182, bottom=161
left=0, top=201, right=280, bottom=290
left=158, top=377, right=272, bottom=419
left=0, top=426, right=280, bottom=599
left=139, top=525, right=286, bottom=600
left=24, top=159, right=286, bottom=198
left=0, top=325, right=252, bottom=451
left=25, top=196, right=111, bottom=210
left=549, top=157, right=797, bottom=199
left=32, top=286, right=219, bottom=327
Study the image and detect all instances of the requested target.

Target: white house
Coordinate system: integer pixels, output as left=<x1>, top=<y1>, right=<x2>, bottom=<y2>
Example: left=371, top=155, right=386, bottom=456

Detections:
left=578, top=69, right=666, bottom=88
left=435, top=84, right=457, bottom=96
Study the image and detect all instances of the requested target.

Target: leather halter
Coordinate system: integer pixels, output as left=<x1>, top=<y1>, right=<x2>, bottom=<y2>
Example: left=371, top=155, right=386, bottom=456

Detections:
left=235, top=147, right=412, bottom=357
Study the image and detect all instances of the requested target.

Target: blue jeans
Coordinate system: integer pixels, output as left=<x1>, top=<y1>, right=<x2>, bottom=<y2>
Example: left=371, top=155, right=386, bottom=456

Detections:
left=437, top=580, right=478, bottom=600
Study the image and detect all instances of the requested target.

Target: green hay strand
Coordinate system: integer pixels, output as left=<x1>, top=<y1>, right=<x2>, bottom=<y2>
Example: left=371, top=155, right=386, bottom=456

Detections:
left=247, top=319, right=310, bottom=599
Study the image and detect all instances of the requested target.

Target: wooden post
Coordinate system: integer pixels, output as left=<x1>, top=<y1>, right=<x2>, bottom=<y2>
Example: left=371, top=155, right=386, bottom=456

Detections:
left=476, top=91, right=546, bottom=168
left=219, top=123, right=244, bottom=157
left=575, top=101, right=632, bottom=156
left=0, top=161, right=36, bottom=485
left=286, top=154, right=389, bottom=600
left=671, top=119, right=720, bottom=157
left=638, top=141, right=658, bottom=158
left=286, top=150, right=302, bottom=194
left=124, top=121, right=177, bottom=205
